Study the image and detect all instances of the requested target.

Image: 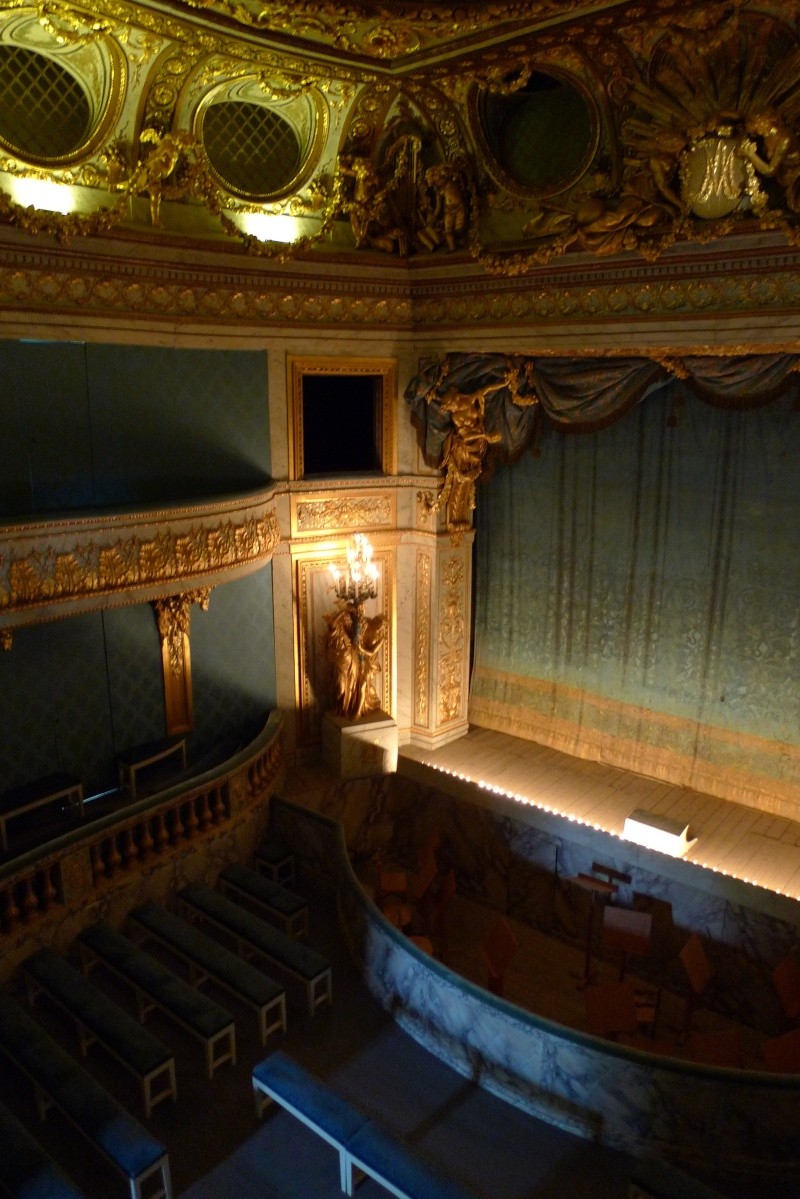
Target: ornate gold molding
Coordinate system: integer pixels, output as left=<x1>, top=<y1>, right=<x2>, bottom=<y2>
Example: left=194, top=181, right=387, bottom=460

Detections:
left=414, top=551, right=431, bottom=728
left=295, top=494, right=393, bottom=534
left=437, top=552, right=466, bottom=726
left=152, top=586, right=211, bottom=734
left=0, top=491, right=279, bottom=630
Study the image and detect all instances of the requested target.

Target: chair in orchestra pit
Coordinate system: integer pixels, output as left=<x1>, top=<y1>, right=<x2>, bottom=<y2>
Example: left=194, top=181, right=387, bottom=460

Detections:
left=481, top=917, right=518, bottom=998
left=772, top=952, right=800, bottom=1025
left=678, top=934, right=715, bottom=1034
left=585, top=979, right=661, bottom=1042
left=601, top=905, right=653, bottom=982
left=761, top=1025, right=800, bottom=1073
left=379, top=868, right=413, bottom=930
left=687, top=1028, right=743, bottom=1068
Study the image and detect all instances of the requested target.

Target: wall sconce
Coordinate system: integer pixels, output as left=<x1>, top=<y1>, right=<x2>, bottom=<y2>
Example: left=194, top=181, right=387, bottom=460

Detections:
left=323, top=533, right=385, bottom=722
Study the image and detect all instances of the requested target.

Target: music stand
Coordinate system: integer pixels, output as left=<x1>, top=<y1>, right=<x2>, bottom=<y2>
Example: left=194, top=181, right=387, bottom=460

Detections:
left=567, top=872, right=617, bottom=988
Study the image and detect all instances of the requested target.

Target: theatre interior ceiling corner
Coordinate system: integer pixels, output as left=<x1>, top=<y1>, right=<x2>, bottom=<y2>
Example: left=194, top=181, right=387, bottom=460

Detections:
left=1, top=0, right=800, bottom=330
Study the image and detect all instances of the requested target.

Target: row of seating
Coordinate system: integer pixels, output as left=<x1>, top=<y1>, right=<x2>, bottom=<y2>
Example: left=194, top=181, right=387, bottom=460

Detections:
left=0, top=988, right=170, bottom=1199
left=252, top=1050, right=473, bottom=1199
left=0, top=839, right=320, bottom=1199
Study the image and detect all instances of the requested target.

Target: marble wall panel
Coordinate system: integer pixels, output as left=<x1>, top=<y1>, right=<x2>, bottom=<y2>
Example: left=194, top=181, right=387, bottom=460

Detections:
left=302, top=775, right=800, bottom=1034
left=272, top=796, right=800, bottom=1184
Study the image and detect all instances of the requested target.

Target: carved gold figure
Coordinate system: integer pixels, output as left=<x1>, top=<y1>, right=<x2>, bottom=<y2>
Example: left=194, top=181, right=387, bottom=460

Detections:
left=323, top=602, right=386, bottom=721
left=426, top=359, right=537, bottom=535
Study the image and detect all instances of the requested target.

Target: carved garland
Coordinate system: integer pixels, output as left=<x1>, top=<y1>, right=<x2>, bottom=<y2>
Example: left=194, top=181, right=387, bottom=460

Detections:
left=0, top=510, right=279, bottom=616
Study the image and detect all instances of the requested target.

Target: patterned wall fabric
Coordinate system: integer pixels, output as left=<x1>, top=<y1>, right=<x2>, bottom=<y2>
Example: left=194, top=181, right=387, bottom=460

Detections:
left=471, top=388, right=800, bottom=793
left=0, top=341, right=271, bottom=517
left=0, top=612, right=115, bottom=794
left=189, top=564, right=276, bottom=766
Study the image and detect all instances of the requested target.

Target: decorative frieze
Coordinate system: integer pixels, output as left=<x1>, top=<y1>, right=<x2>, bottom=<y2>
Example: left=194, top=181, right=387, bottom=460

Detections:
left=0, top=492, right=279, bottom=630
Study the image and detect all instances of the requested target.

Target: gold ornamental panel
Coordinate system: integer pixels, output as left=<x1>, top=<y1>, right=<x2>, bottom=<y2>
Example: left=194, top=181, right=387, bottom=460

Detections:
left=291, top=490, right=395, bottom=537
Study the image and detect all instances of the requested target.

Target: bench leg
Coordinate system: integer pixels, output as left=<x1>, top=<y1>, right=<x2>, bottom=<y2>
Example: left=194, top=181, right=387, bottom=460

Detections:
left=339, top=1149, right=355, bottom=1197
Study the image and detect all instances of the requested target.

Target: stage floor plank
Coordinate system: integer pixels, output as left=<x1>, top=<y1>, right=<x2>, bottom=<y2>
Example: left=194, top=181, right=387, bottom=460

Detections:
left=400, top=726, right=800, bottom=900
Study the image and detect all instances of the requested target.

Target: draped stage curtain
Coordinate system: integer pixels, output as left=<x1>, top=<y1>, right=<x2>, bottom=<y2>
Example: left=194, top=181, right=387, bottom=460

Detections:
left=406, top=354, right=800, bottom=807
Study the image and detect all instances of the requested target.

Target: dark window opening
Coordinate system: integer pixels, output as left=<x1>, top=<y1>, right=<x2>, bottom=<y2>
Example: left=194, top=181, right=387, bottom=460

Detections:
left=301, top=374, right=382, bottom=476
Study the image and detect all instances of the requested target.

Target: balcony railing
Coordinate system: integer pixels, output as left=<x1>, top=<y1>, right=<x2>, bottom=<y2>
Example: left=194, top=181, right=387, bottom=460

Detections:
left=0, top=711, right=284, bottom=948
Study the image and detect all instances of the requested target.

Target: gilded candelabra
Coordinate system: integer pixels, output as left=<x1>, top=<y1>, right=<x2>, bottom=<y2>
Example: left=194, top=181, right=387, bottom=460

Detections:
left=324, top=534, right=386, bottom=721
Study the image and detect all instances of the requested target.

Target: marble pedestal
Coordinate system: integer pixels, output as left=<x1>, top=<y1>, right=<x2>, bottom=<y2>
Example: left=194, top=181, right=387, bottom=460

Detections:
left=322, top=710, right=398, bottom=779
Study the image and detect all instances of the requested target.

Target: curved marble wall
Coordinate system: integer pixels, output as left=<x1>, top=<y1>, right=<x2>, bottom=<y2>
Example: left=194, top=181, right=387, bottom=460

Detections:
left=270, top=796, right=800, bottom=1185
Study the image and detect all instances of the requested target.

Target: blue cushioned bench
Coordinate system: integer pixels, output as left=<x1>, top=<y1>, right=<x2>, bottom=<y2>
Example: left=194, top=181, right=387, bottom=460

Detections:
left=630, top=1156, right=731, bottom=1198
left=254, top=837, right=295, bottom=887
left=23, top=948, right=177, bottom=1119
left=219, top=863, right=309, bottom=938
left=0, top=990, right=170, bottom=1199
left=128, top=902, right=286, bottom=1046
left=0, top=1097, right=86, bottom=1199
left=252, top=1051, right=473, bottom=1199
left=177, top=882, right=331, bottom=1016
left=76, top=923, right=236, bottom=1080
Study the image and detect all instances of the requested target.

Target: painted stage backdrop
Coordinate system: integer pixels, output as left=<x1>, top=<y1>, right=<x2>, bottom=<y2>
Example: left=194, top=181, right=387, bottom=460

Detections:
left=469, top=383, right=800, bottom=810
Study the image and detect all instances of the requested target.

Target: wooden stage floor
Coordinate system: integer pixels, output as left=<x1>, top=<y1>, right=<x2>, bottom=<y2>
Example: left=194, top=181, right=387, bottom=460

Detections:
left=400, top=725, right=800, bottom=901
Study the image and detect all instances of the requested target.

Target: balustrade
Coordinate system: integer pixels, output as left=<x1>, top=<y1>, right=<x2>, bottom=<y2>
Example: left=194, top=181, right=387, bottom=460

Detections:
left=0, top=713, right=283, bottom=948
left=1, top=862, right=62, bottom=931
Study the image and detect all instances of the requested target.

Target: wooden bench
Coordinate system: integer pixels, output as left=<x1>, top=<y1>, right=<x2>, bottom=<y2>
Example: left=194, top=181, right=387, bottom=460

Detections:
left=128, top=902, right=286, bottom=1046
left=0, top=1096, right=87, bottom=1199
left=117, top=736, right=186, bottom=798
left=218, top=863, right=309, bottom=938
left=0, top=990, right=170, bottom=1199
left=254, top=838, right=295, bottom=887
left=252, top=1051, right=472, bottom=1199
left=177, top=883, right=331, bottom=1016
left=76, top=923, right=236, bottom=1080
left=0, top=773, right=83, bottom=852
left=22, top=947, right=177, bottom=1119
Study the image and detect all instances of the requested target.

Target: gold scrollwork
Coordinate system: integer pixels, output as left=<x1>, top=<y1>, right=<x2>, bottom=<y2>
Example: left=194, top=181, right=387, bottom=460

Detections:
left=415, top=552, right=431, bottom=727
left=153, top=587, right=211, bottom=675
left=438, top=554, right=465, bottom=726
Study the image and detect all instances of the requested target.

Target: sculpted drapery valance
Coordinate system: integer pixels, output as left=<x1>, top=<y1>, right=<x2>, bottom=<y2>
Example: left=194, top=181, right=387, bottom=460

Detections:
left=405, top=352, right=800, bottom=533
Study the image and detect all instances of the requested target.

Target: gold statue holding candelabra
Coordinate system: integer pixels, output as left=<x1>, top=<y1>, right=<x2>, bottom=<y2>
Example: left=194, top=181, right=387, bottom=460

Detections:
left=324, top=534, right=386, bottom=721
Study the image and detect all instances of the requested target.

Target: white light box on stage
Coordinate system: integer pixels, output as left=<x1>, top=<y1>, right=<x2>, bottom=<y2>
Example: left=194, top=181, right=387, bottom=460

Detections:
left=623, top=809, right=696, bottom=857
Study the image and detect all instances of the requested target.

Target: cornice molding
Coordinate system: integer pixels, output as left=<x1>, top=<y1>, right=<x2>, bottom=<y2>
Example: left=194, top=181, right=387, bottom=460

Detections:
left=4, top=232, right=800, bottom=330
left=0, top=488, right=279, bottom=634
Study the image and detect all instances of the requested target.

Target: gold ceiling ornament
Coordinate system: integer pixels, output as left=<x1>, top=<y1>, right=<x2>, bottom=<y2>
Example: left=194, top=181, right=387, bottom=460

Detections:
left=335, top=90, right=480, bottom=258
left=105, top=128, right=218, bottom=225
left=423, top=357, right=538, bottom=538
left=36, top=2, right=113, bottom=45
left=487, top=10, right=800, bottom=274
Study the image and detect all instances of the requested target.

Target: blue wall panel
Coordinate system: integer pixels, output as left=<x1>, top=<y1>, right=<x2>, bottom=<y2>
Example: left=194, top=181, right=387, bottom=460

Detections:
left=189, top=564, right=276, bottom=767
left=86, top=344, right=270, bottom=505
left=0, top=341, right=93, bottom=515
left=0, top=340, right=274, bottom=804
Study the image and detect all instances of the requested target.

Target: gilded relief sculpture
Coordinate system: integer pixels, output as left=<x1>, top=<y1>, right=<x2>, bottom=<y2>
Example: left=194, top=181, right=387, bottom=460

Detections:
left=424, top=358, right=537, bottom=537
left=323, top=534, right=387, bottom=721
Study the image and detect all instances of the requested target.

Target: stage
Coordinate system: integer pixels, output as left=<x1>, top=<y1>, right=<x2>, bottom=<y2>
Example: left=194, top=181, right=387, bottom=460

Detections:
left=400, top=726, right=800, bottom=902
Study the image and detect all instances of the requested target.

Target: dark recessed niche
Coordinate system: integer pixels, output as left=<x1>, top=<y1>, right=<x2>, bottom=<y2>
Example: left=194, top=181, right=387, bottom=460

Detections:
left=480, top=70, right=596, bottom=193
left=301, top=374, right=382, bottom=476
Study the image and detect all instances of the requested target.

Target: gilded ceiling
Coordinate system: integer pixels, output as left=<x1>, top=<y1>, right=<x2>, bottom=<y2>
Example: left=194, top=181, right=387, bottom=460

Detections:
left=2, top=0, right=800, bottom=279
